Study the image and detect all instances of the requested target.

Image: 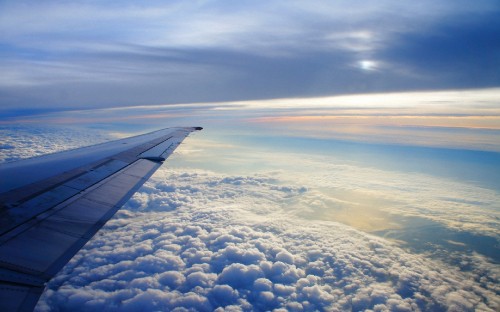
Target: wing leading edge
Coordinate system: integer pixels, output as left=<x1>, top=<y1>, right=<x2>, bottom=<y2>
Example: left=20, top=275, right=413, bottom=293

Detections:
left=0, top=126, right=202, bottom=312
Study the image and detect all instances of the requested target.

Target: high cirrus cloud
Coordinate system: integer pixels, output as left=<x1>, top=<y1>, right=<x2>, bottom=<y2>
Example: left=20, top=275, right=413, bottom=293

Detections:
left=35, top=168, right=499, bottom=311
left=1, top=1, right=499, bottom=110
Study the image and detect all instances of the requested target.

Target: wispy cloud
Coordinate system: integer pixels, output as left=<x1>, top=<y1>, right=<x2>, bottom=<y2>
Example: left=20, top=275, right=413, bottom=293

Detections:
left=1, top=1, right=499, bottom=109
left=2, top=88, right=499, bottom=152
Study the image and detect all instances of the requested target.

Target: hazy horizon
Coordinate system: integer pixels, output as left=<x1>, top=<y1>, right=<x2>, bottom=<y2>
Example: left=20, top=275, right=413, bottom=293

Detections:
left=1, top=88, right=499, bottom=310
left=1, top=0, right=499, bottom=310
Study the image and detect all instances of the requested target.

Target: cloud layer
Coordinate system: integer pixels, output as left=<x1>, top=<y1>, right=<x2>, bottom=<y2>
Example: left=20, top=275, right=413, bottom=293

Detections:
left=35, top=168, right=499, bottom=311
left=0, top=125, right=113, bottom=163
left=2, top=125, right=498, bottom=311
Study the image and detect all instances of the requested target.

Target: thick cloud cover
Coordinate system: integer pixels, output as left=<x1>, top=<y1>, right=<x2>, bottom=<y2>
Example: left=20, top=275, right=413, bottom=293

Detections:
left=0, top=125, right=112, bottom=163
left=34, top=168, right=499, bottom=311
left=2, top=125, right=498, bottom=311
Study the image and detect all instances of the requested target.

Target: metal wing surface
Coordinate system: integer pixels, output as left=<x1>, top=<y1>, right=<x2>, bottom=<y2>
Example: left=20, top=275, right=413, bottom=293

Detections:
left=0, top=126, right=202, bottom=312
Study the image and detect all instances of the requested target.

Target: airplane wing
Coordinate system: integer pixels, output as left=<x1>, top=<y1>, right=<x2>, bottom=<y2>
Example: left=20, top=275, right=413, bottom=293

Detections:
left=0, top=126, right=202, bottom=312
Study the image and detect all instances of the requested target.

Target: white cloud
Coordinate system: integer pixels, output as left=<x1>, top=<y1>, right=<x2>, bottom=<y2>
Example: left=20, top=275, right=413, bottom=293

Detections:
left=34, top=166, right=499, bottom=311
left=3, top=125, right=498, bottom=311
left=0, top=126, right=113, bottom=163
left=170, top=134, right=500, bottom=239
left=2, top=0, right=493, bottom=56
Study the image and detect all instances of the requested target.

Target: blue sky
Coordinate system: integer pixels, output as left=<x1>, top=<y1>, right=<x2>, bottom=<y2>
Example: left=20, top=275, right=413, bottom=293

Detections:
left=1, top=0, right=499, bottom=112
left=1, top=2, right=500, bottom=310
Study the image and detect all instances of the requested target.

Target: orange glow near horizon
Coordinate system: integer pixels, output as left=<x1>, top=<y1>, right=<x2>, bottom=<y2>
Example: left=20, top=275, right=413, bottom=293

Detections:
left=1, top=88, right=499, bottom=151
left=248, top=115, right=500, bottom=130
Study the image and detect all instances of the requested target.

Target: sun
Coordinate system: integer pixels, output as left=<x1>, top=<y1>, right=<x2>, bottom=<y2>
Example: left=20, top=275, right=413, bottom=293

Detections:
left=358, top=60, right=378, bottom=71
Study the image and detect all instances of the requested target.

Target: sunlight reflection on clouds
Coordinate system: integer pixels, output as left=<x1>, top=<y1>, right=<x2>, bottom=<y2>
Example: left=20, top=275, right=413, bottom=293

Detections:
left=36, top=166, right=499, bottom=311
left=2, top=89, right=499, bottom=311
left=3, top=89, right=498, bottom=151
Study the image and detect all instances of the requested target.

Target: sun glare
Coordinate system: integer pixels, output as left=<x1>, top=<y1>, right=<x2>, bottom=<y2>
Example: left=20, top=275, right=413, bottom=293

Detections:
left=358, top=60, right=378, bottom=71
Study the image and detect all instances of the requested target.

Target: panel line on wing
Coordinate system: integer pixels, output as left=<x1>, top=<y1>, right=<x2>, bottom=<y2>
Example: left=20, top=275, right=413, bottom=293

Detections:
left=0, top=127, right=202, bottom=312
left=0, top=159, right=130, bottom=238
left=138, top=135, right=174, bottom=161
left=0, top=159, right=161, bottom=276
